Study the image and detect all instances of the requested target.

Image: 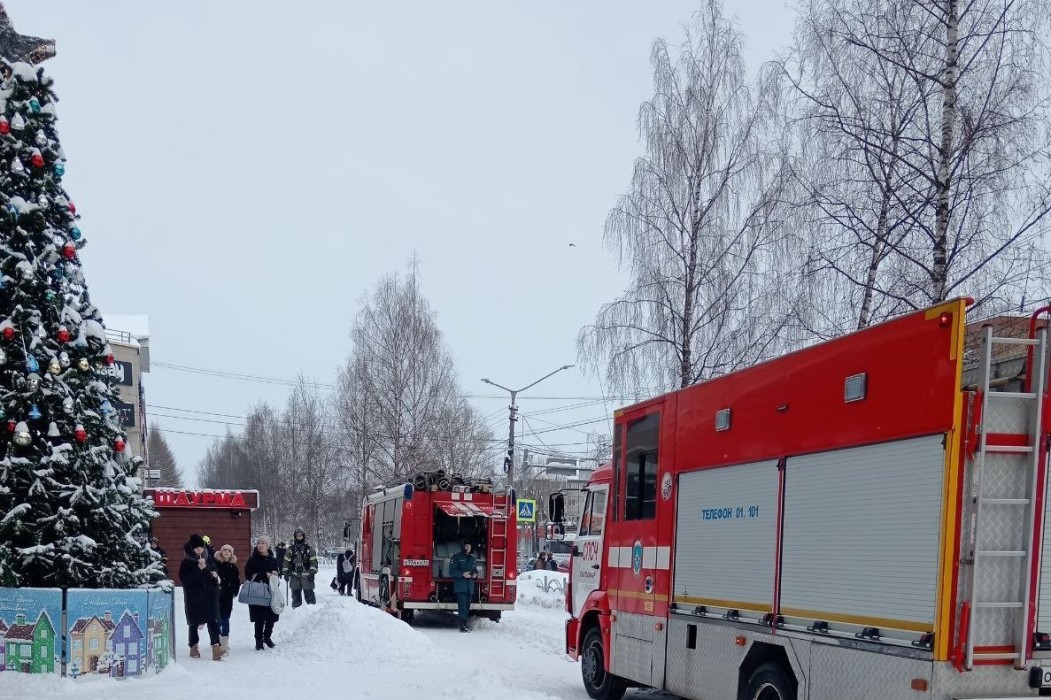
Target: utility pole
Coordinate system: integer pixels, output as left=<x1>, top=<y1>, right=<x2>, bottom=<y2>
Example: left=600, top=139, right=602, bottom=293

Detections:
left=482, top=364, right=573, bottom=486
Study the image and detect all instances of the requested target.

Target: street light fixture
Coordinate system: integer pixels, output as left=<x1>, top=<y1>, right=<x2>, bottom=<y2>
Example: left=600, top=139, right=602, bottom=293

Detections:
left=482, top=364, right=573, bottom=485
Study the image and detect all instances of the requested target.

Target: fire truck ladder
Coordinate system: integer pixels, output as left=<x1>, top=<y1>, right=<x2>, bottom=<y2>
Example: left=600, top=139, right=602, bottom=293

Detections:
left=964, top=323, right=1048, bottom=669
left=488, top=497, right=509, bottom=601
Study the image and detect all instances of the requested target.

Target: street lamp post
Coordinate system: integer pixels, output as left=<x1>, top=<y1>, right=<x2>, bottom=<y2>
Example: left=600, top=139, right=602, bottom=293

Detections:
left=482, top=364, right=573, bottom=487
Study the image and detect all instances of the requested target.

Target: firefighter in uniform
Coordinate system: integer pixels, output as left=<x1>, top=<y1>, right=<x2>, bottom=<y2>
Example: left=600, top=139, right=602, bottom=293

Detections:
left=448, top=540, right=478, bottom=632
left=283, top=527, right=319, bottom=607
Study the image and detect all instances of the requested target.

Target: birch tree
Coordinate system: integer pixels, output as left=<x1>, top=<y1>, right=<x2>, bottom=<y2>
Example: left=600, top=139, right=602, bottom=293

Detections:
left=335, top=261, right=496, bottom=487
left=578, top=0, right=794, bottom=393
left=787, top=0, right=1051, bottom=321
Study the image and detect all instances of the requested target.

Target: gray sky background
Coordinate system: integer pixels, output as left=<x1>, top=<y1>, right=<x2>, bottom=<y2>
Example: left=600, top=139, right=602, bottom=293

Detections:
left=7, top=1, right=795, bottom=485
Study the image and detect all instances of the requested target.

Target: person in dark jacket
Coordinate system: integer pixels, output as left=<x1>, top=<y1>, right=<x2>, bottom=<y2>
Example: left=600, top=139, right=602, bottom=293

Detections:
left=214, top=544, right=241, bottom=657
left=336, top=547, right=355, bottom=596
left=148, top=537, right=168, bottom=577
left=448, top=540, right=478, bottom=633
left=178, top=533, right=224, bottom=661
left=274, top=542, right=287, bottom=575
left=244, top=535, right=281, bottom=650
left=283, top=527, right=319, bottom=607
left=547, top=552, right=559, bottom=571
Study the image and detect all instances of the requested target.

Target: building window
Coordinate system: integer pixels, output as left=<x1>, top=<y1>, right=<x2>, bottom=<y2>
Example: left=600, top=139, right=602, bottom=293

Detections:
left=624, top=413, right=659, bottom=520
left=73, top=640, right=82, bottom=653
left=20, top=646, right=30, bottom=658
left=89, top=638, right=99, bottom=651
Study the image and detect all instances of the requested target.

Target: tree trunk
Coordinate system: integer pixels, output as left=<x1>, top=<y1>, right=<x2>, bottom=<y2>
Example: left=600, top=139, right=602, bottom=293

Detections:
left=934, top=0, right=959, bottom=302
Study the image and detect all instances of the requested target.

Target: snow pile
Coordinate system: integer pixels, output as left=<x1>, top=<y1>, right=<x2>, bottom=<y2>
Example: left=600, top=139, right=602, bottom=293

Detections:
left=516, top=570, right=567, bottom=609
left=1, top=575, right=580, bottom=700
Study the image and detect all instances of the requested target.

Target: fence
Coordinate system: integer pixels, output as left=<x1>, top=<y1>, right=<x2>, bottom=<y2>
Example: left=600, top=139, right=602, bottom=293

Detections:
left=0, top=585, right=174, bottom=679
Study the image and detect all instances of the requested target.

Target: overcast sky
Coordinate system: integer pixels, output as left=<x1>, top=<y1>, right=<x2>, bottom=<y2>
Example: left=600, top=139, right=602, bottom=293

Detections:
left=7, top=1, right=795, bottom=485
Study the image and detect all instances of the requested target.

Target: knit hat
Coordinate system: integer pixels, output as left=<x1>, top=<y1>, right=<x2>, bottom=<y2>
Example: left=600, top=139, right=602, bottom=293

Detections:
left=188, top=533, right=206, bottom=549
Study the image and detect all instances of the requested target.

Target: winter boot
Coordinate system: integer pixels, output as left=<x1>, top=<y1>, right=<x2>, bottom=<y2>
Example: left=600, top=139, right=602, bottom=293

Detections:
left=220, top=635, right=229, bottom=657
left=211, top=644, right=224, bottom=661
left=254, top=621, right=264, bottom=651
left=263, top=620, right=275, bottom=648
left=189, top=644, right=201, bottom=658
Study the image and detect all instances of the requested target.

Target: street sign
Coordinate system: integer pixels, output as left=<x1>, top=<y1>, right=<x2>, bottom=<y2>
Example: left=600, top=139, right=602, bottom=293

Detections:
left=517, top=499, right=536, bottom=523
left=146, top=469, right=161, bottom=479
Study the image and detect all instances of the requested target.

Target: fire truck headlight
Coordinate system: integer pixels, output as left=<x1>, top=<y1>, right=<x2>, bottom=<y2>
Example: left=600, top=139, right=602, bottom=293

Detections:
left=403, top=568, right=410, bottom=576
left=508, top=572, right=515, bottom=580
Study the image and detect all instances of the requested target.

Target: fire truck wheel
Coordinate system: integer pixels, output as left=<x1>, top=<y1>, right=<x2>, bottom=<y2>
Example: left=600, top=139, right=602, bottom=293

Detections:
left=743, top=662, right=795, bottom=700
left=581, top=627, right=626, bottom=700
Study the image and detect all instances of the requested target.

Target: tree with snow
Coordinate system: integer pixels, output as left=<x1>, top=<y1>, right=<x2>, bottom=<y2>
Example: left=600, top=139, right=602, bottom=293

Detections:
left=0, top=45, right=158, bottom=585
left=146, top=423, right=183, bottom=488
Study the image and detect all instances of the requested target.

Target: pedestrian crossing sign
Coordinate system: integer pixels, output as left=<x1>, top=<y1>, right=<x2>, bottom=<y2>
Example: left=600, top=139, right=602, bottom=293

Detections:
left=517, top=499, right=537, bottom=523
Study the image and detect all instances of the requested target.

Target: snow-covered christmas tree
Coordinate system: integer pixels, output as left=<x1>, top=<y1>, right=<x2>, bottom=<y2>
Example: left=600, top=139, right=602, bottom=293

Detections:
left=0, top=7, right=158, bottom=588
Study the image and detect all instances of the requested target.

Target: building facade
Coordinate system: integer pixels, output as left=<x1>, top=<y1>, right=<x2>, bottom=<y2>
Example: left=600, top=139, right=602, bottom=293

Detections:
left=103, top=315, right=150, bottom=475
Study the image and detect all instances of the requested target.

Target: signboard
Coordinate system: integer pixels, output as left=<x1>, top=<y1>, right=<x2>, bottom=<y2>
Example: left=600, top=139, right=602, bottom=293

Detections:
left=517, top=499, right=537, bottom=523
left=0, top=588, right=61, bottom=675
left=109, top=361, right=134, bottom=386
left=146, top=470, right=161, bottom=480
left=150, top=489, right=249, bottom=509
left=115, top=400, right=136, bottom=428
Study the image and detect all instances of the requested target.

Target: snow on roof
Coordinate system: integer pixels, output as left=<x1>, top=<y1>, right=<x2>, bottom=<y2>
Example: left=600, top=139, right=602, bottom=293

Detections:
left=103, top=314, right=150, bottom=340
left=6, top=622, right=34, bottom=641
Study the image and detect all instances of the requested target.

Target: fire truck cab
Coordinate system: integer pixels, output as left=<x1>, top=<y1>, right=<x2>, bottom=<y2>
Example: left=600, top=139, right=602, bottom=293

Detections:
left=556, top=300, right=1051, bottom=700
left=356, top=475, right=517, bottom=623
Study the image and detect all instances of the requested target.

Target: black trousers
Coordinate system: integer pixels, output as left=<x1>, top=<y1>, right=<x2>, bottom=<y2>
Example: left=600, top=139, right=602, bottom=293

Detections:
left=254, top=619, right=275, bottom=643
left=189, top=621, right=220, bottom=647
left=455, top=592, right=470, bottom=623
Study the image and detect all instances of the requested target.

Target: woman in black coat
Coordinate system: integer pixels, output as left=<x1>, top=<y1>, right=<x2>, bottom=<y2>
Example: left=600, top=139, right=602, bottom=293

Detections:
left=178, top=533, right=223, bottom=661
left=214, top=544, right=241, bottom=656
left=243, top=535, right=281, bottom=651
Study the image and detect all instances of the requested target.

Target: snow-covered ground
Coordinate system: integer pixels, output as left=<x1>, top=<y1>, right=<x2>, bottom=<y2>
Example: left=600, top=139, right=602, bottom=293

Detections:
left=0, top=566, right=651, bottom=700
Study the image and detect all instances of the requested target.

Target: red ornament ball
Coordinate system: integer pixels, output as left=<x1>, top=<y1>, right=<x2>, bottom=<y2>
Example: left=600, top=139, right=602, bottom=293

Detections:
left=62, top=243, right=75, bottom=260
left=74, top=426, right=86, bottom=443
left=68, top=201, right=76, bottom=214
left=0, top=119, right=9, bottom=135
left=6, top=420, right=14, bottom=432
left=114, top=437, right=125, bottom=452
left=1, top=327, right=13, bottom=340
left=105, top=353, right=114, bottom=365
left=57, top=327, right=70, bottom=343
left=31, top=153, right=44, bottom=169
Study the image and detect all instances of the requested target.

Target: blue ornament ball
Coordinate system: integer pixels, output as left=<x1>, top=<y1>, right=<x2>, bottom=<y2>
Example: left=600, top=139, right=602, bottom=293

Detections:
left=26, top=356, right=39, bottom=372
left=28, top=404, right=41, bottom=420
left=54, top=162, right=65, bottom=177
left=70, top=227, right=81, bottom=241
left=29, top=98, right=40, bottom=113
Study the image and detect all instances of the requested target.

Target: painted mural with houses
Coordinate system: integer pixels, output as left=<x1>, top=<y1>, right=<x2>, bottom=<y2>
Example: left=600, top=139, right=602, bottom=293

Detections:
left=0, top=586, right=173, bottom=678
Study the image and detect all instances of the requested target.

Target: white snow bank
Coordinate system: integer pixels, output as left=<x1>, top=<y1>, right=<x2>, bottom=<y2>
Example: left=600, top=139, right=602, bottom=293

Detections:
left=516, top=570, right=568, bottom=609
left=2, top=566, right=581, bottom=700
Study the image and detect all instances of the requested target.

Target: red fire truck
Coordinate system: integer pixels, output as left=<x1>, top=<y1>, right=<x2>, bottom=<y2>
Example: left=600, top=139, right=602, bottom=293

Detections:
left=356, top=473, right=517, bottom=623
left=553, top=299, right=1051, bottom=700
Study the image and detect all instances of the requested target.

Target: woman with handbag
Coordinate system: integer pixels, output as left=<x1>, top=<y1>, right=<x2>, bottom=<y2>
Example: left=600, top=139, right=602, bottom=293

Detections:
left=243, top=535, right=281, bottom=651
left=214, top=544, right=240, bottom=656
left=179, top=534, right=224, bottom=661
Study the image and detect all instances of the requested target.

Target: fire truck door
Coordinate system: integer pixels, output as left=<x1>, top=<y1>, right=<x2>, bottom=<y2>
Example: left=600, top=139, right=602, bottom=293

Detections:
left=572, top=485, right=608, bottom=618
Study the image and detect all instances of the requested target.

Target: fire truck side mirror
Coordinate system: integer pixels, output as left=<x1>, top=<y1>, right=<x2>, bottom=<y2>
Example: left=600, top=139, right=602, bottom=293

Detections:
left=549, top=493, right=565, bottom=523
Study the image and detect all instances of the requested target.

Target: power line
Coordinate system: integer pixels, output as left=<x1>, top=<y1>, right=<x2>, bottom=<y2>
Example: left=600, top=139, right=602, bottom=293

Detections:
left=153, top=359, right=642, bottom=401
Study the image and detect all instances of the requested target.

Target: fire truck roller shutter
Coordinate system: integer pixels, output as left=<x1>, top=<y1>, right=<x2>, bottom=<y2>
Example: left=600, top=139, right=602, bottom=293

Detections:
left=780, top=435, right=944, bottom=639
left=673, top=460, right=780, bottom=615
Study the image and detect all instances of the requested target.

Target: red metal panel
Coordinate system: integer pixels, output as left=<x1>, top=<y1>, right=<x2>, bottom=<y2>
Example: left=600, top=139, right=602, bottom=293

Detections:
left=673, top=303, right=962, bottom=472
